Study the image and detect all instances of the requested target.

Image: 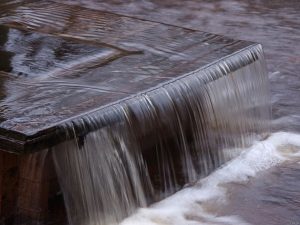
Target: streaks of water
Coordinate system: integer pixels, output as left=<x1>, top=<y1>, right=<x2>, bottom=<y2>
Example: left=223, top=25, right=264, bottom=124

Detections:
left=120, top=132, right=300, bottom=225
left=52, top=44, right=270, bottom=225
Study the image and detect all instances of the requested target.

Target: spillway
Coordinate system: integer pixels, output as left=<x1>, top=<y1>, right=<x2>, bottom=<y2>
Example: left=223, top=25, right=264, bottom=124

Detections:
left=0, top=1, right=270, bottom=224
left=52, top=45, right=270, bottom=225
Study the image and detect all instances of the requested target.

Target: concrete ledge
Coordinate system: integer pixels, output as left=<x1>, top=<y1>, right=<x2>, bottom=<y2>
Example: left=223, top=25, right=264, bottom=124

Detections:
left=0, top=1, right=256, bottom=153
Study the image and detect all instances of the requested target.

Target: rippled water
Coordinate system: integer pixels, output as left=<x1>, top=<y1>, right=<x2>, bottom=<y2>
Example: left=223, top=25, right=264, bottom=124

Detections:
left=56, top=0, right=300, bottom=132
left=53, top=1, right=299, bottom=224
left=1, top=0, right=299, bottom=225
left=120, top=132, right=300, bottom=225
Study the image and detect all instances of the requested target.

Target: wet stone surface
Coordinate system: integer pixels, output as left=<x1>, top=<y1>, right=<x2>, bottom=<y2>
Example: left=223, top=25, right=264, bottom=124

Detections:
left=56, top=0, right=300, bottom=133
left=0, top=1, right=255, bottom=153
left=0, top=26, right=121, bottom=78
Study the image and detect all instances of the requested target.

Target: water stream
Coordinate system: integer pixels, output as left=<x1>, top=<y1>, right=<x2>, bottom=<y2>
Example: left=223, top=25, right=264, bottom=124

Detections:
left=52, top=44, right=270, bottom=225
left=1, top=0, right=298, bottom=224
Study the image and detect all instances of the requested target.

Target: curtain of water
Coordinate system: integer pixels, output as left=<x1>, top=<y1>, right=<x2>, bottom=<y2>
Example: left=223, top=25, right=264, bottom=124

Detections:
left=52, top=44, right=271, bottom=225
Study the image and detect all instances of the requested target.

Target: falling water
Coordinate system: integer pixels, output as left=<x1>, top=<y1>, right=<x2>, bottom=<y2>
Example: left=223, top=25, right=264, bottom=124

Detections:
left=52, top=44, right=271, bottom=225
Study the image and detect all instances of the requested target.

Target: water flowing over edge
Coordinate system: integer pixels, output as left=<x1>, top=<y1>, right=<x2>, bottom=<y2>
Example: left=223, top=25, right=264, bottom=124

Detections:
left=52, top=44, right=271, bottom=225
left=120, top=132, right=300, bottom=225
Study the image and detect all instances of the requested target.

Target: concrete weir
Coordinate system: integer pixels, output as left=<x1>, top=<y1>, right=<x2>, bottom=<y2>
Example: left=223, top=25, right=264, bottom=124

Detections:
left=0, top=1, right=270, bottom=224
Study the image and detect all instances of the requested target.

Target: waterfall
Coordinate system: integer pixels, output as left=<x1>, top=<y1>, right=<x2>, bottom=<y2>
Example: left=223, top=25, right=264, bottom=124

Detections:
left=52, top=44, right=271, bottom=225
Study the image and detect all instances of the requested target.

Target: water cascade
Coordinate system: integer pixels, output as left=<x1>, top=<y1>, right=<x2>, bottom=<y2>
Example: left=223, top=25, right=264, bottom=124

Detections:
left=52, top=44, right=271, bottom=225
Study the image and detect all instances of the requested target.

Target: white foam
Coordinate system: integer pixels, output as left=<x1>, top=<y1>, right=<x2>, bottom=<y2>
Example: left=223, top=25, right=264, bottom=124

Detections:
left=120, top=132, right=300, bottom=225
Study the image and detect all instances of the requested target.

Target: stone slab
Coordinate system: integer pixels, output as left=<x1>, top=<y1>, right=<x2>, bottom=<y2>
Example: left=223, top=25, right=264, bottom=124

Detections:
left=0, top=1, right=256, bottom=153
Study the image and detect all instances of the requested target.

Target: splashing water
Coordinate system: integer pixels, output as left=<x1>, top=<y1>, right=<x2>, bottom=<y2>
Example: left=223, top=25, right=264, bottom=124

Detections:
left=120, top=132, right=300, bottom=225
left=52, top=44, right=271, bottom=225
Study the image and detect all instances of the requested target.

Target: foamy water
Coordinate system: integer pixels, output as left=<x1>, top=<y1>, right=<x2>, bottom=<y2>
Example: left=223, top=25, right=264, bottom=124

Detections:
left=120, top=132, right=300, bottom=225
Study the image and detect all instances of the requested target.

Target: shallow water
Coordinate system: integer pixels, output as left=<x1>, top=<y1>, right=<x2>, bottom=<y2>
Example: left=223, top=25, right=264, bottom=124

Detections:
left=52, top=44, right=270, bottom=225
left=120, top=132, right=300, bottom=225
left=56, top=0, right=300, bottom=132
left=51, top=1, right=300, bottom=224
left=1, top=0, right=299, bottom=224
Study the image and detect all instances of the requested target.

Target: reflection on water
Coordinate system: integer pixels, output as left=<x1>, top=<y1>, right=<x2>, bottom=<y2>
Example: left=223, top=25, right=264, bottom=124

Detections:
left=0, top=25, right=123, bottom=78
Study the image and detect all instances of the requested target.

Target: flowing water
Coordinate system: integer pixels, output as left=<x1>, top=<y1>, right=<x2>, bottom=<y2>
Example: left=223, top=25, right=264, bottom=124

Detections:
left=56, top=0, right=300, bottom=132
left=52, top=44, right=270, bottom=225
left=120, top=132, right=300, bottom=225
left=47, top=1, right=300, bottom=225
left=1, top=0, right=299, bottom=225
left=49, top=0, right=300, bottom=225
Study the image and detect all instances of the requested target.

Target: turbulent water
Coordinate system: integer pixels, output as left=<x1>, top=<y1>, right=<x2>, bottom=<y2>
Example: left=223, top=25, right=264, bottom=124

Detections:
left=52, top=44, right=271, bottom=225
left=32, top=0, right=298, bottom=225
left=0, top=0, right=298, bottom=224
left=120, top=132, right=300, bottom=225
